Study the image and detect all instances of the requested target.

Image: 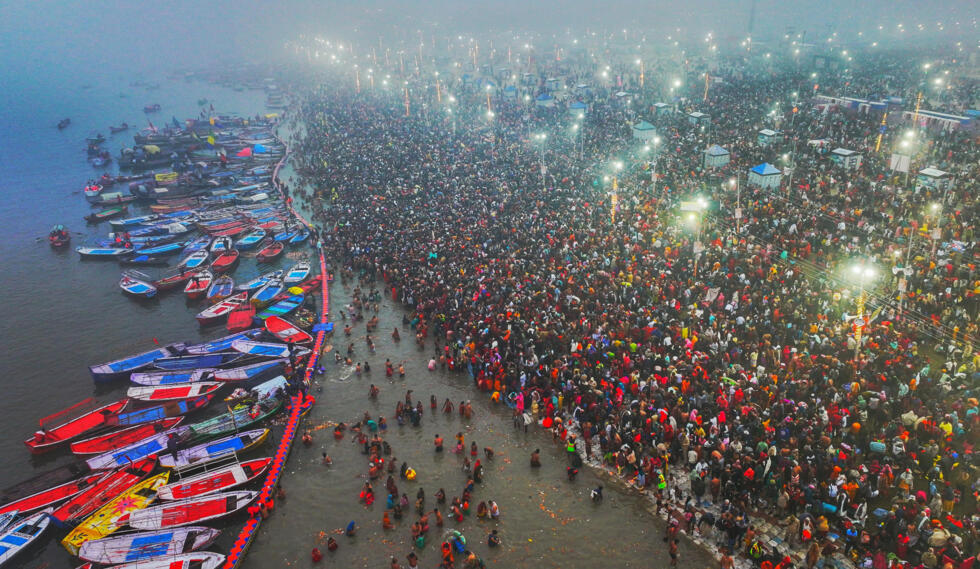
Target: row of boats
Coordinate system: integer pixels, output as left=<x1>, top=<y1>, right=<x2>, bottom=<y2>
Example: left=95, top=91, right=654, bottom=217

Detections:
left=0, top=315, right=318, bottom=567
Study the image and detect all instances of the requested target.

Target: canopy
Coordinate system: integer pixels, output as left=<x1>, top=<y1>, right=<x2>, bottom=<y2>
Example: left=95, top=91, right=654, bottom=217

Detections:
left=236, top=147, right=253, bottom=157
left=633, top=120, right=655, bottom=131
left=750, top=163, right=781, bottom=176
left=706, top=145, right=729, bottom=156
left=143, top=145, right=161, bottom=154
left=253, top=144, right=268, bottom=154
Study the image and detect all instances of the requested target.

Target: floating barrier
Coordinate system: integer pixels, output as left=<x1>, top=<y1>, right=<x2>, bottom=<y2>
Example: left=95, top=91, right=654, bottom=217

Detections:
left=222, top=135, right=331, bottom=569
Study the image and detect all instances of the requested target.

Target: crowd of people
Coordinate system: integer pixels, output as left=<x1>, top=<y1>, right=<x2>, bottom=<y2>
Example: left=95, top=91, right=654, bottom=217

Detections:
left=280, top=43, right=979, bottom=569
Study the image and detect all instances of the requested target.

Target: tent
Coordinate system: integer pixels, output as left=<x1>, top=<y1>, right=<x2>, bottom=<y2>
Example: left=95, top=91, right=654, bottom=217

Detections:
left=687, top=111, right=709, bottom=125
left=568, top=101, right=588, bottom=116
left=747, top=163, right=782, bottom=189
left=757, top=129, right=782, bottom=147
left=916, top=167, right=951, bottom=193
left=631, top=120, right=657, bottom=141
left=703, top=145, right=730, bottom=168
left=535, top=93, right=555, bottom=108
left=503, top=85, right=518, bottom=99
left=652, top=102, right=671, bottom=115
left=830, top=148, right=862, bottom=170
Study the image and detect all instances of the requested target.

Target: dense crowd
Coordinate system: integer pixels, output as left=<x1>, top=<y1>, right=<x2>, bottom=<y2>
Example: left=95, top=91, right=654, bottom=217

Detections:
left=282, top=46, right=979, bottom=569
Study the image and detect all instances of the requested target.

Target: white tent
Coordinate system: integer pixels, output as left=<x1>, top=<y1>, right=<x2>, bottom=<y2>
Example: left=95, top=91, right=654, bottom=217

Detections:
left=916, top=167, right=951, bottom=192
left=757, top=129, right=782, bottom=147
left=747, top=162, right=782, bottom=189
left=830, top=148, right=862, bottom=170
left=704, top=145, right=730, bottom=168
left=631, top=120, right=657, bottom=141
left=687, top=111, right=709, bottom=125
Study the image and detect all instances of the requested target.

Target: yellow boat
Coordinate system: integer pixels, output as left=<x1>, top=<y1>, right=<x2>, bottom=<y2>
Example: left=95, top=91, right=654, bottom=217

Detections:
left=61, top=471, right=169, bottom=555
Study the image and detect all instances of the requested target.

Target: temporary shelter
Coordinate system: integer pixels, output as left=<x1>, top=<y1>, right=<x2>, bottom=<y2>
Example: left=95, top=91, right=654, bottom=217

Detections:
left=747, top=163, right=782, bottom=189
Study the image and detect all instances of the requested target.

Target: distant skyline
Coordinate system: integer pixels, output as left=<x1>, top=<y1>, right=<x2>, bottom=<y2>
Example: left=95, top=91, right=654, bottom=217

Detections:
left=1, top=0, right=975, bottom=77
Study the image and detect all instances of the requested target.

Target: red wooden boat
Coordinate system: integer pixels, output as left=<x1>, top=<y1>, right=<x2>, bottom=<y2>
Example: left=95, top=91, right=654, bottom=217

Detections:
left=154, top=268, right=203, bottom=291
left=226, top=303, right=256, bottom=333
left=127, top=490, right=257, bottom=530
left=0, top=472, right=105, bottom=515
left=196, top=291, right=248, bottom=326
left=264, top=316, right=313, bottom=344
left=156, top=458, right=271, bottom=501
left=257, top=221, right=281, bottom=231
left=25, top=398, right=129, bottom=454
left=127, top=382, right=222, bottom=403
left=202, top=220, right=242, bottom=233
left=49, top=457, right=156, bottom=527
left=255, top=241, right=284, bottom=263
left=211, top=225, right=250, bottom=238
left=209, top=249, right=240, bottom=274
left=69, top=418, right=183, bottom=455
left=183, top=270, right=213, bottom=299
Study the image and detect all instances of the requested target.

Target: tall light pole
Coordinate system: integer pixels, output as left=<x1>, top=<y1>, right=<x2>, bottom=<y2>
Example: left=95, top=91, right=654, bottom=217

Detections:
left=534, top=133, right=548, bottom=190
left=848, top=262, right=877, bottom=365
left=610, top=160, right=624, bottom=223
left=730, top=175, right=741, bottom=234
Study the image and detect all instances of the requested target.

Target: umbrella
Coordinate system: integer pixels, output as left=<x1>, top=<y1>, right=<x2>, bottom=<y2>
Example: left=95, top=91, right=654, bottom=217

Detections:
left=287, top=286, right=304, bottom=295
left=236, top=147, right=252, bottom=157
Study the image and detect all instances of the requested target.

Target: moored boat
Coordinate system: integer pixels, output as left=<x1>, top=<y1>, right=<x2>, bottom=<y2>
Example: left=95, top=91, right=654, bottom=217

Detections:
left=208, top=249, right=240, bottom=273
left=255, top=240, right=285, bottom=262
left=78, top=527, right=220, bottom=565
left=152, top=268, right=201, bottom=291
left=206, top=274, right=234, bottom=301
left=85, top=427, right=191, bottom=471
left=69, top=419, right=183, bottom=455
left=0, top=462, right=92, bottom=508
left=288, top=228, right=310, bottom=246
left=158, top=429, right=269, bottom=468
left=195, top=291, right=248, bottom=326
left=61, top=472, right=170, bottom=555
left=24, top=398, right=128, bottom=453
left=208, top=236, right=233, bottom=254
left=76, top=246, right=132, bottom=259
left=177, top=249, right=209, bottom=270
left=157, top=459, right=271, bottom=500
left=234, top=228, right=265, bottom=250
left=251, top=275, right=284, bottom=306
left=49, top=458, right=157, bottom=527
left=130, top=369, right=214, bottom=386
left=235, top=269, right=282, bottom=292
left=0, top=473, right=104, bottom=515
left=109, top=213, right=158, bottom=229
left=118, top=254, right=170, bottom=267
left=97, top=551, right=225, bottom=569
left=0, top=509, right=53, bottom=565
left=226, top=303, right=256, bottom=332
left=231, top=339, right=310, bottom=360
left=184, top=329, right=262, bottom=355
left=151, top=352, right=243, bottom=371
left=264, top=316, right=313, bottom=344
left=134, top=241, right=186, bottom=257
left=84, top=205, right=128, bottom=224
left=211, top=358, right=287, bottom=382
left=119, top=270, right=158, bottom=299
left=283, top=261, right=311, bottom=284
left=182, top=270, right=213, bottom=299
left=188, top=398, right=281, bottom=440
left=256, top=294, right=304, bottom=320
left=126, top=382, right=222, bottom=403
left=105, top=395, right=213, bottom=427
left=128, top=490, right=257, bottom=530
left=90, top=343, right=186, bottom=383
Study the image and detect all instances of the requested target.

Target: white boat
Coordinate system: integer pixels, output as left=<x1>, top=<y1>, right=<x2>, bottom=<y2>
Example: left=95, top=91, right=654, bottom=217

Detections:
left=77, top=247, right=131, bottom=258
left=77, top=527, right=221, bottom=565
left=212, top=359, right=287, bottom=382
left=126, top=382, right=222, bottom=403
left=158, top=429, right=269, bottom=468
left=283, top=261, right=311, bottom=284
left=234, top=270, right=281, bottom=292
left=119, top=271, right=157, bottom=298
left=128, top=491, right=256, bottom=530
left=0, top=512, right=17, bottom=534
left=209, top=236, right=233, bottom=254
left=195, top=291, right=248, bottom=326
left=177, top=249, right=209, bottom=270
left=0, top=509, right=53, bottom=566
left=231, top=339, right=309, bottom=359
left=130, top=368, right=216, bottom=386
left=98, top=552, right=225, bottom=569
left=85, top=427, right=191, bottom=470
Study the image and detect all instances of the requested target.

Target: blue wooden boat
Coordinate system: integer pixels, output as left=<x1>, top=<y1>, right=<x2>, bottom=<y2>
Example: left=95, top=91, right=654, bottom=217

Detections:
left=250, top=275, right=284, bottom=306
left=235, top=270, right=281, bottom=292
left=107, top=394, right=213, bottom=427
left=0, top=509, right=53, bottom=566
left=130, top=368, right=216, bottom=386
left=181, top=235, right=212, bottom=255
left=119, top=271, right=158, bottom=299
left=288, top=229, right=310, bottom=246
left=85, top=427, right=191, bottom=470
left=134, top=241, right=186, bottom=256
left=159, top=428, right=269, bottom=468
left=283, top=262, right=311, bottom=284
left=272, top=230, right=296, bottom=243
left=256, top=294, right=304, bottom=320
left=209, top=236, right=233, bottom=254
left=152, top=353, right=244, bottom=371
left=177, top=250, right=209, bottom=270
left=205, top=275, right=234, bottom=301
left=184, top=330, right=262, bottom=355
left=230, top=339, right=310, bottom=359
left=109, top=214, right=159, bottom=229
left=90, top=343, right=186, bottom=382
left=212, top=359, right=287, bottom=382
left=77, top=247, right=132, bottom=259
left=234, top=228, right=265, bottom=250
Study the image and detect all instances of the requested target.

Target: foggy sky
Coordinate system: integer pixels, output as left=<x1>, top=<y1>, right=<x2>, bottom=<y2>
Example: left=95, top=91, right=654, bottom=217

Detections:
left=1, top=0, right=976, bottom=79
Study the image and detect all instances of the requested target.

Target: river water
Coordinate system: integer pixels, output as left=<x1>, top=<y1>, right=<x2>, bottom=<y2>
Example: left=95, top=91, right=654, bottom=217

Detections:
left=0, top=71, right=712, bottom=568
